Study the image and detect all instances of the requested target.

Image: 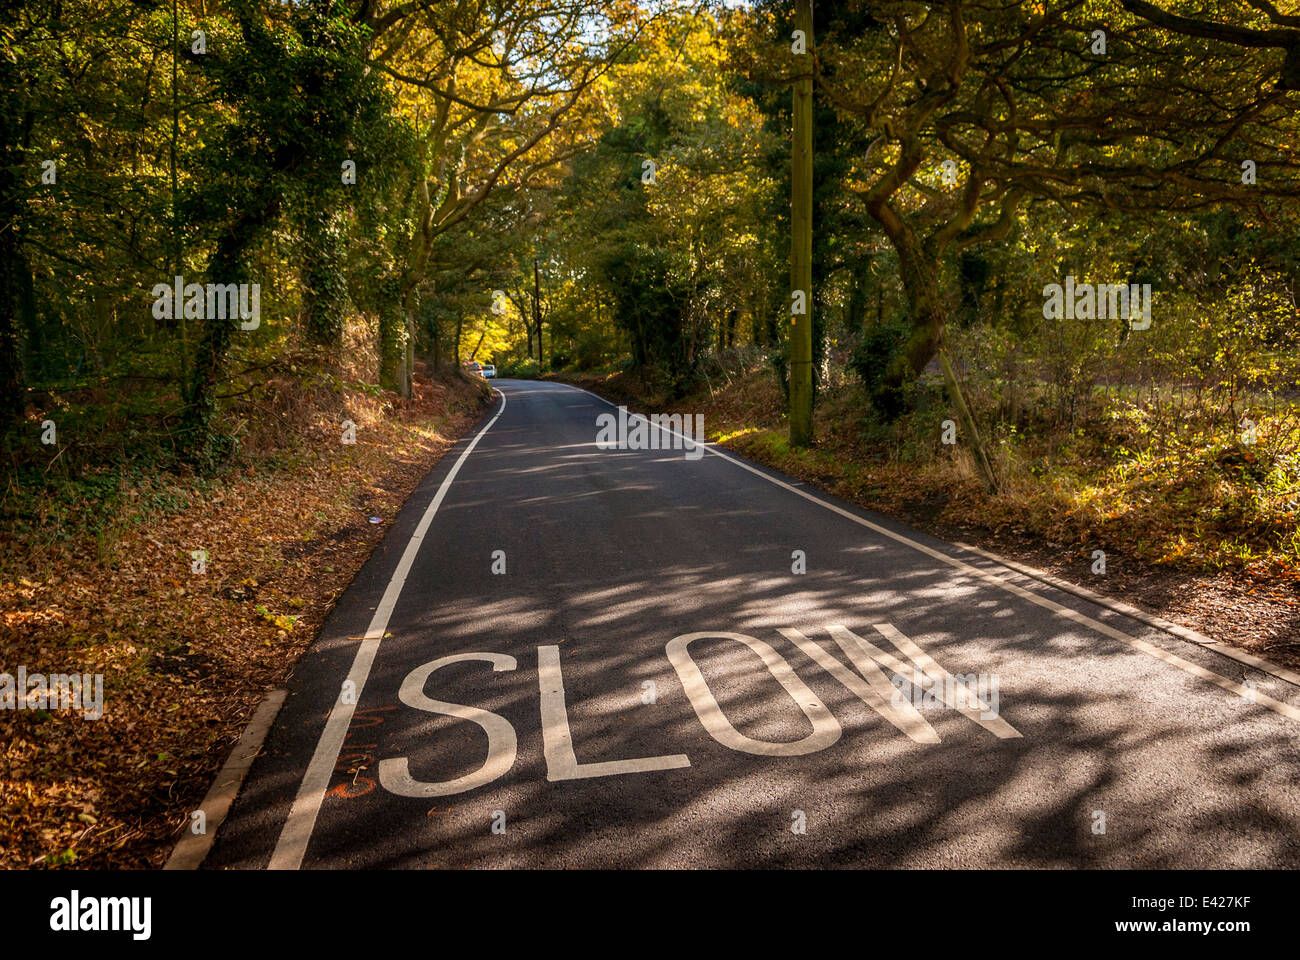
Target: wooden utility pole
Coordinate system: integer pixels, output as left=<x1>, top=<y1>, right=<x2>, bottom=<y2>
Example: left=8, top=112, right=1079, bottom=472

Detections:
left=533, top=257, right=544, bottom=371
left=789, top=0, right=814, bottom=447
left=171, top=0, right=185, bottom=388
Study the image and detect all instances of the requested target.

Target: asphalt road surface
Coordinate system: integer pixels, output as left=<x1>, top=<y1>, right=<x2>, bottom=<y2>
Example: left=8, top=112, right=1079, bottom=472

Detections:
left=205, top=379, right=1300, bottom=869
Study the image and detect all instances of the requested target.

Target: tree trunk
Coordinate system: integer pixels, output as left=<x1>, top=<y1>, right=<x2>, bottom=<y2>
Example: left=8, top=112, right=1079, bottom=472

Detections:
left=0, top=53, right=28, bottom=431
left=847, top=257, right=870, bottom=334
left=182, top=202, right=277, bottom=462
left=468, top=328, right=486, bottom=361
left=403, top=312, right=415, bottom=394
left=938, top=348, right=997, bottom=494
left=0, top=249, right=23, bottom=432
left=302, top=207, right=348, bottom=350
left=872, top=238, right=944, bottom=418
left=378, top=301, right=407, bottom=393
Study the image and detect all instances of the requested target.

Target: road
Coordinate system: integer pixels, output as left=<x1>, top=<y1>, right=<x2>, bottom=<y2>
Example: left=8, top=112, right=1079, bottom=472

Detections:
left=205, top=379, right=1300, bottom=869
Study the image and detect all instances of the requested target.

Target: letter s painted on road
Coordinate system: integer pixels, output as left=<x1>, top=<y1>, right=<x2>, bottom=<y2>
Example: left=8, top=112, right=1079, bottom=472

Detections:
left=378, top=653, right=517, bottom=797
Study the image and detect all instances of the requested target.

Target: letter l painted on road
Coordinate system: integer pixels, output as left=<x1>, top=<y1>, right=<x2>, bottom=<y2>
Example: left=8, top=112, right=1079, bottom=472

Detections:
left=538, top=645, right=690, bottom=780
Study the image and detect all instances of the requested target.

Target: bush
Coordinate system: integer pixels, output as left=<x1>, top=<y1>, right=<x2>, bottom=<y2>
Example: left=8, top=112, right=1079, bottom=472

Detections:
left=848, top=317, right=911, bottom=392
left=498, top=357, right=540, bottom=379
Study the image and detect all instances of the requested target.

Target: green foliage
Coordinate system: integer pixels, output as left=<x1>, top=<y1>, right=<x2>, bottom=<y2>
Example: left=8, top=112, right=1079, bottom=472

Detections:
left=546, top=8, right=778, bottom=393
left=302, top=209, right=350, bottom=348
left=4, top=0, right=1300, bottom=577
left=254, top=605, right=298, bottom=631
left=848, top=316, right=910, bottom=394
left=499, top=357, right=541, bottom=379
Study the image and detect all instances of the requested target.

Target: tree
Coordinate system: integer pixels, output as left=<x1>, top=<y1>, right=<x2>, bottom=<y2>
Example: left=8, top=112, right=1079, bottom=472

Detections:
left=0, top=7, right=30, bottom=430
left=359, top=0, right=655, bottom=394
left=554, top=6, right=777, bottom=392
left=814, top=0, right=1300, bottom=417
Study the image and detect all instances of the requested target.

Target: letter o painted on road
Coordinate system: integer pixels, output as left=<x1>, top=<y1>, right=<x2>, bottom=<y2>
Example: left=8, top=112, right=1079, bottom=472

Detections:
left=666, top=632, right=841, bottom=756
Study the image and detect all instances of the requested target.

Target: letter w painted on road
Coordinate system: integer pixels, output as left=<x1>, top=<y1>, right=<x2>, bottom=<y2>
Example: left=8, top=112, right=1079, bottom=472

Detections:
left=780, top=624, right=1021, bottom=741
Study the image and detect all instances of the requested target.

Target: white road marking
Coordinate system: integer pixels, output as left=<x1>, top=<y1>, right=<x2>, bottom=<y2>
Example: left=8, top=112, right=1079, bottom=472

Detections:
left=265, top=382, right=1300, bottom=867
left=666, top=632, right=842, bottom=756
left=955, top=540, right=1300, bottom=689
left=268, top=391, right=508, bottom=870
left=569, top=384, right=1300, bottom=726
left=779, top=627, right=939, bottom=743
left=838, top=624, right=1020, bottom=738
left=538, top=645, right=690, bottom=780
left=378, top=653, right=519, bottom=797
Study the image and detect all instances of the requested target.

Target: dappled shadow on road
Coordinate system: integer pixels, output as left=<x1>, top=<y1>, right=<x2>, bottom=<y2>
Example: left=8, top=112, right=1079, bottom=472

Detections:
left=246, top=382, right=1300, bottom=869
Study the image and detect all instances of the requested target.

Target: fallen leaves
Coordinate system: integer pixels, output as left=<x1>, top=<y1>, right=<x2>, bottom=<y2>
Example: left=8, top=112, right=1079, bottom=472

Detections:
left=1, top=369, right=486, bottom=870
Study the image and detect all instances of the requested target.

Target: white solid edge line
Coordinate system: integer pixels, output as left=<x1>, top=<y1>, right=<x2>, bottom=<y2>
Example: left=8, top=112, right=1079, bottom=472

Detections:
left=567, top=383, right=1300, bottom=724
left=953, top=540, right=1300, bottom=689
left=268, top=389, right=508, bottom=870
left=953, top=541, right=1220, bottom=645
